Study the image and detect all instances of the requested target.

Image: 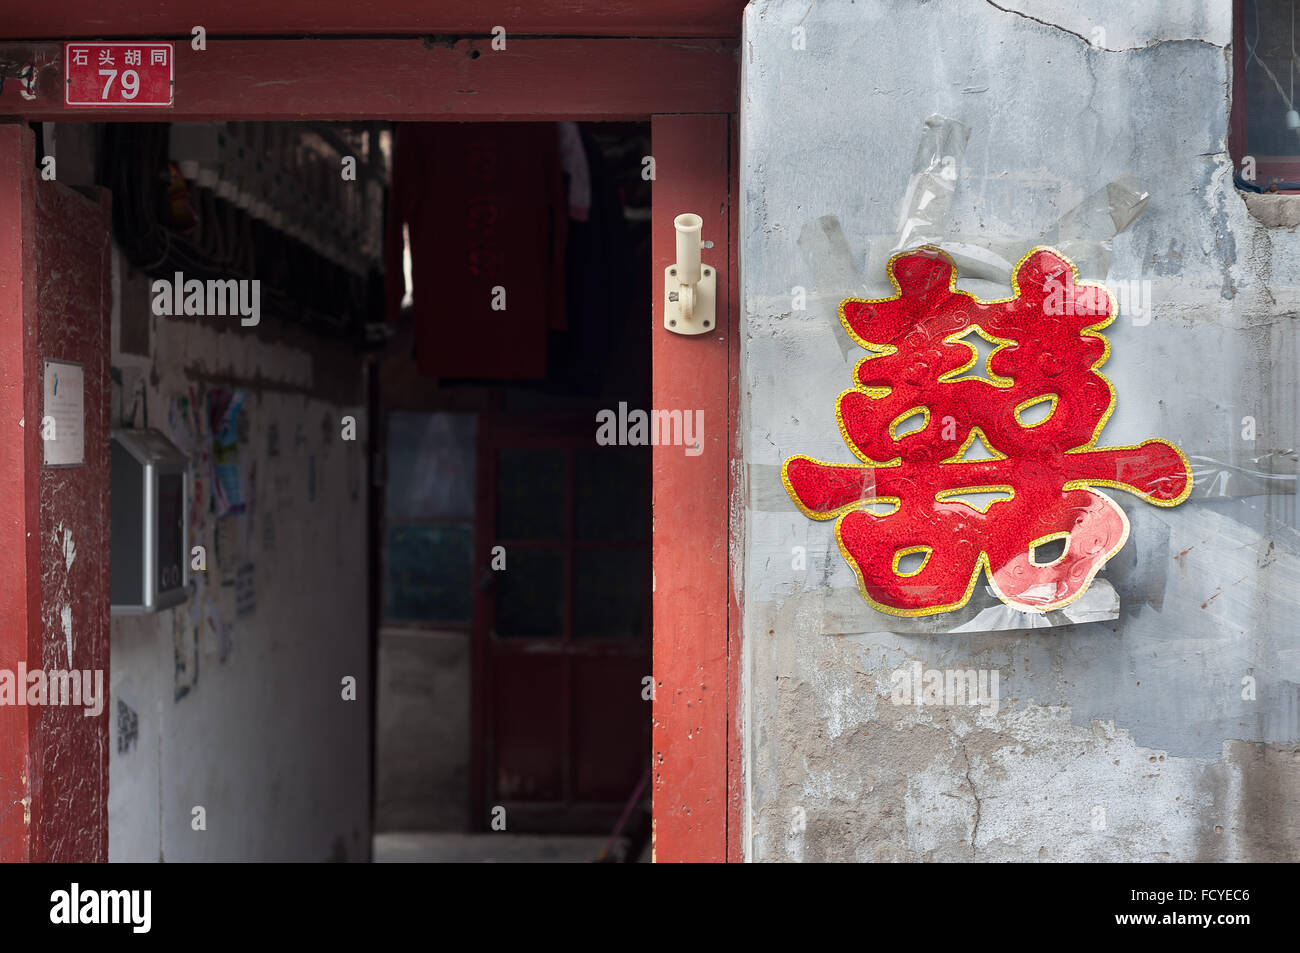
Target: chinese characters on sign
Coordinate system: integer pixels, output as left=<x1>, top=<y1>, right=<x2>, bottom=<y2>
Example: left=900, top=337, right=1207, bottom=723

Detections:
left=65, top=43, right=173, bottom=107
left=783, top=246, right=1192, bottom=617
left=42, top=359, right=84, bottom=467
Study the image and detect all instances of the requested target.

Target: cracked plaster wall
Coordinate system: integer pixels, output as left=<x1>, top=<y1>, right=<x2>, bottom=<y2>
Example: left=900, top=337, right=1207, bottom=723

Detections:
left=740, top=0, right=1300, bottom=861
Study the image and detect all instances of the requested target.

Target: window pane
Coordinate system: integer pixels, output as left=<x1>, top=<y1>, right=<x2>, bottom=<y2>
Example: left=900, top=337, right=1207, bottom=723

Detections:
left=383, top=524, right=473, bottom=624
left=576, top=447, right=650, bottom=541
left=386, top=412, right=477, bottom=520
left=1244, top=2, right=1300, bottom=160
left=495, top=547, right=565, bottom=638
left=575, top=548, right=649, bottom=640
left=497, top=448, right=566, bottom=539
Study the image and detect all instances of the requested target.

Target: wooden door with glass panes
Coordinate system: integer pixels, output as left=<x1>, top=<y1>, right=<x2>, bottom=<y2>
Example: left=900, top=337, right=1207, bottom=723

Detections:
left=473, top=413, right=650, bottom=831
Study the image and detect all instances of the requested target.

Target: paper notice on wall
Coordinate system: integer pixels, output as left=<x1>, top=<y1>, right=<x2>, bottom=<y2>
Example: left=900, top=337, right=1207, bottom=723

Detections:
left=42, top=360, right=85, bottom=467
left=235, top=562, right=256, bottom=619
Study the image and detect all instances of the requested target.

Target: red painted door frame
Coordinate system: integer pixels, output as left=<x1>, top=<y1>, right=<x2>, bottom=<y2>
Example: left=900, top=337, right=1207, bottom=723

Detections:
left=0, top=123, right=43, bottom=863
left=0, top=32, right=742, bottom=862
left=649, top=114, right=735, bottom=862
left=0, top=39, right=736, bottom=122
left=0, top=123, right=113, bottom=862
left=0, top=1, right=746, bottom=39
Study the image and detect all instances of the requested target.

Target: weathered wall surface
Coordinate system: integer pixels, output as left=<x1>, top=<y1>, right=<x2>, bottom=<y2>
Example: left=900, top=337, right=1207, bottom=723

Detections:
left=741, top=0, right=1300, bottom=861
left=32, top=180, right=112, bottom=861
left=107, top=256, right=369, bottom=862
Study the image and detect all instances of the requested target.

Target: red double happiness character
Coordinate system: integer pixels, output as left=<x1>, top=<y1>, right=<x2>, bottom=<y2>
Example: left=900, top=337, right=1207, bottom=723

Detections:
left=783, top=246, right=1192, bottom=617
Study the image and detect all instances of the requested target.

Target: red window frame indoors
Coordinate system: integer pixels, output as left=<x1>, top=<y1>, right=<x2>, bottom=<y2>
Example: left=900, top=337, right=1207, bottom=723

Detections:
left=0, top=31, right=742, bottom=862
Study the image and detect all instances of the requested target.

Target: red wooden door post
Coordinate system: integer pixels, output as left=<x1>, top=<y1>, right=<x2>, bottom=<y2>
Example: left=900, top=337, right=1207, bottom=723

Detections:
left=0, top=123, right=43, bottom=862
left=651, top=114, right=734, bottom=862
left=0, top=123, right=112, bottom=862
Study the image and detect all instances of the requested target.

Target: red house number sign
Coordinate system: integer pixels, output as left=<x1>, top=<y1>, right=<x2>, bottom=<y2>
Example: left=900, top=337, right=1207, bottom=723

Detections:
left=65, top=43, right=174, bottom=107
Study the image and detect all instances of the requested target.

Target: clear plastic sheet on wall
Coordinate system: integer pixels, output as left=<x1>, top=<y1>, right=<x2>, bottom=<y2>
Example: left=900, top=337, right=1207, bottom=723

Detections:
left=783, top=114, right=1182, bottom=634
left=891, top=114, right=971, bottom=255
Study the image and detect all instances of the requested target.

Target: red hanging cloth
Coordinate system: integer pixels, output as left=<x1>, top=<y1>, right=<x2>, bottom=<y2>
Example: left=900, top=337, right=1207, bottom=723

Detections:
left=386, top=123, right=567, bottom=380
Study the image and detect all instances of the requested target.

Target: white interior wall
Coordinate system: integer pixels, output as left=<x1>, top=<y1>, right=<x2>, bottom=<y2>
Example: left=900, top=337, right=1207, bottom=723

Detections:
left=108, top=253, right=369, bottom=862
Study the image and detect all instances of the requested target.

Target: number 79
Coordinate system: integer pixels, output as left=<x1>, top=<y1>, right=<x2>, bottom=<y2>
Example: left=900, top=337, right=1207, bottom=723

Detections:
left=98, top=68, right=140, bottom=100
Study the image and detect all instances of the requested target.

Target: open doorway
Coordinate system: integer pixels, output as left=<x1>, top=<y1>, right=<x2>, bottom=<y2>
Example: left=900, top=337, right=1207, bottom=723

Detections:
left=47, top=117, right=654, bottom=861
left=374, top=121, right=655, bottom=860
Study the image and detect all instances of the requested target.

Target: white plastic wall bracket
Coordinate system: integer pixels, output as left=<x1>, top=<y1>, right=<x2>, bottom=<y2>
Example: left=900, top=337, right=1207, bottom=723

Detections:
left=664, top=212, right=717, bottom=335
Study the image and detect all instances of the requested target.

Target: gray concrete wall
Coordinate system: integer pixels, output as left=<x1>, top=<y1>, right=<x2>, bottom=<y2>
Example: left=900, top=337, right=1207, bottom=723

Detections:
left=740, top=0, right=1300, bottom=861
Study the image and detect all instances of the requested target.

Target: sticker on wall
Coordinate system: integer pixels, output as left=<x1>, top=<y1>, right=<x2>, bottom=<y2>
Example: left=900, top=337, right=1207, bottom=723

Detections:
left=783, top=245, right=1192, bottom=617
left=208, top=388, right=248, bottom=516
left=116, top=697, right=139, bottom=755
left=114, top=677, right=141, bottom=755
left=172, top=606, right=198, bottom=701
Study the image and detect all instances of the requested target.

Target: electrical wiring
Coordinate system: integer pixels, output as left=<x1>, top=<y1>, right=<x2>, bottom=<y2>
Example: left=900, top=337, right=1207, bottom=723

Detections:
left=101, top=122, right=373, bottom=339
